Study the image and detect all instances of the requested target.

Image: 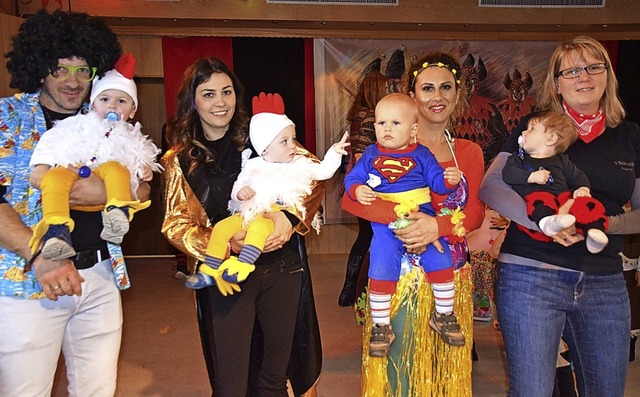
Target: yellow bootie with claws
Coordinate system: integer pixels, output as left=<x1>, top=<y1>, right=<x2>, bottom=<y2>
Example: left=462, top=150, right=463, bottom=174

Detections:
left=219, top=256, right=256, bottom=284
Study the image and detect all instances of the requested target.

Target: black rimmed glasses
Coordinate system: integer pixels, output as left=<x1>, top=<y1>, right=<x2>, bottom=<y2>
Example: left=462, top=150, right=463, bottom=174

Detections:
left=49, top=65, right=97, bottom=82
left=556, top=63, right=608, bottom=79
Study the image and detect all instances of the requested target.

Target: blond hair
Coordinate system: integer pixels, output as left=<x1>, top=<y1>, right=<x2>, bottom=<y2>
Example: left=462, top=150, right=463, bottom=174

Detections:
left=538, top=36, right=625, bottom=127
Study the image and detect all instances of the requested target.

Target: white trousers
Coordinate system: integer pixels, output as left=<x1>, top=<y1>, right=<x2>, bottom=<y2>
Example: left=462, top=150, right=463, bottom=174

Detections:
left=0, top=259, right=122, bottom=397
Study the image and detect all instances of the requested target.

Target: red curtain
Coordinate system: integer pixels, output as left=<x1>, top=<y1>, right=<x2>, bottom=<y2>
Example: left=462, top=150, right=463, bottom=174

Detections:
left=303, top=39, right=316, bottom=154
left=160, top=37, right=315, bottom=154
left=602, top=40, right=619, bottom=71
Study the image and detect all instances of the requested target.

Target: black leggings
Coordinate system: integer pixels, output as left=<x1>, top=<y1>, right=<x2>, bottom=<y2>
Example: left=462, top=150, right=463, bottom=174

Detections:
left=196, top=260, right=303, bottom=397
left=349, top=217, right=373, bottom=258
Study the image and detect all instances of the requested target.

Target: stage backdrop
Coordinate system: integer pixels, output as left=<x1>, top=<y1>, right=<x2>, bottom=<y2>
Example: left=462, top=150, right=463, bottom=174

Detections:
left=314, top=38, right=563, bottom=224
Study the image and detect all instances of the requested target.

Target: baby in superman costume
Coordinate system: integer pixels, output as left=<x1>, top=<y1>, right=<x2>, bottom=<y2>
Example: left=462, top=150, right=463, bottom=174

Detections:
left=343, top=93, right=465, bottom=353
left=345, top=144, right=458, bottom=279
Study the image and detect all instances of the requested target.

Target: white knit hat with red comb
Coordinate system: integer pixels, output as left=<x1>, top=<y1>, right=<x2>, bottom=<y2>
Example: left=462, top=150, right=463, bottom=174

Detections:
left=90, top=53, right=138, bottom=108
left=249, top=92, right=294, bottom=156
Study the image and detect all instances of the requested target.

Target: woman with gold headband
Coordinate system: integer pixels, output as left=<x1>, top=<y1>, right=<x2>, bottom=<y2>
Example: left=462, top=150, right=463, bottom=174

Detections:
left=347, top=52, right=485, bottom=396
left=480, top=36, right=640, bottom=396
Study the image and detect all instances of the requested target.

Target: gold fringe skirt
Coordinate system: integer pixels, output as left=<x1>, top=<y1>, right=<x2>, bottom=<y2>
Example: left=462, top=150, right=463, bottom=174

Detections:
left=361, top=263, right=473, bottom=397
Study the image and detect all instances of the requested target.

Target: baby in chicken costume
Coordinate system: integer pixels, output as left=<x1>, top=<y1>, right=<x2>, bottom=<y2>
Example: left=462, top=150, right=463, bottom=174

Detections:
left=185, top=92, right=349, bottom=294
left=29, top=53, right=162, bottom=263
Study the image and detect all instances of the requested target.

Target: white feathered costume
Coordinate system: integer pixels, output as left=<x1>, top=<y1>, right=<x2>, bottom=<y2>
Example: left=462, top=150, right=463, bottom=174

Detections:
left=29, top=111, right=162, bottom=196
left=228, top=147, right=342, bottom=233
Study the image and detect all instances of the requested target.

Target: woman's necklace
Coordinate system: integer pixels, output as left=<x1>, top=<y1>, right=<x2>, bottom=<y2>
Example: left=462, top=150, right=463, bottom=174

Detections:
left=444, top=128, right=460, bottom=169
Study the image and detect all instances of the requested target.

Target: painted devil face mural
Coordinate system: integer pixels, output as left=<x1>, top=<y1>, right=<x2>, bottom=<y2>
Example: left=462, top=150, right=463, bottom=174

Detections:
left=498, top=68, right=537, bottom=133
left=463, top=53, right=488, bottom=98
left=359, top=46, right=407, bottom=94
left=482, top=69, right=537, bottom=166
left=321, top=39, right=559, bottom=222
left=504, top=68, right=533, bottom=104
left=456, top=53, right=495, bottom=146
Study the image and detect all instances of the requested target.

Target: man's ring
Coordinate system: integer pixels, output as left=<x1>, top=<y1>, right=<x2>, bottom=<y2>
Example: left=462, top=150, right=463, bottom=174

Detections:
left=52, top=285, right=60, bottom=291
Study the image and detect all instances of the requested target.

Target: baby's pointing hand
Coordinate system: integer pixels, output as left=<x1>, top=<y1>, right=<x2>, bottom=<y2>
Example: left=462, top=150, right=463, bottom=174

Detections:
left=332, top=131, right=350, bottom=156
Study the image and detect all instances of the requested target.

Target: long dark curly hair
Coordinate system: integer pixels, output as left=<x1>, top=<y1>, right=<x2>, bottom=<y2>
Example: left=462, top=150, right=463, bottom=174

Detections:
left=167, top=57, right=249, bottom=176
left=5, top=10, right=122, bottom=93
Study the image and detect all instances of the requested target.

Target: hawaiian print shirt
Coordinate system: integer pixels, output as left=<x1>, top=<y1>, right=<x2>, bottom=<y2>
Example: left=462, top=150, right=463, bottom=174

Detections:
left=0, top=91, right=127, bottom=298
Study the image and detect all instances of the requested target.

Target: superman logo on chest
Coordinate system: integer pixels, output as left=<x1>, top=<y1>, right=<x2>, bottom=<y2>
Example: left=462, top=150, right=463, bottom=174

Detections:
left=372, top=155, right=416, bottom=183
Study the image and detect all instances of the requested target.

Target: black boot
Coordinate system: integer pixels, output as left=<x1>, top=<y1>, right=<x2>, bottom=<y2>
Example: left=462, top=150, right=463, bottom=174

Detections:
left=338, top=255, right=363, bottom=307
left=631, top=335, right=637, bottom=362
left=472, top=340, right=479, bottom=362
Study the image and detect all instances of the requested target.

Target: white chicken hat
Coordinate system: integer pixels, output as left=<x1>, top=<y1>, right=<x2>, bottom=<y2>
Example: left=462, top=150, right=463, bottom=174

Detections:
left=90, top=53, right=138, bottom=109
left=249, top=92, right=294, bottom=156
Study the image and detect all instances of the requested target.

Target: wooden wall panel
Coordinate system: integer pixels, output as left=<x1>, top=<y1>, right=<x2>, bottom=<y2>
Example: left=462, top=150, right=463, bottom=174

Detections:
left=16, top=0, right=640, bottom=39
left=0, top=0, right=15, bottom=16
left=306, top=224, right=358, bottom=255
left=121, top=78, right=173, bottom=256
left=9, top=2, right=640, bottom=40
left=16, top=0, right=640, bottom=25
left=120, top=36, right=164, bottom=77
left=134, top=77, right=167, bottom=144
left=0, top=14, right=23, bottom=97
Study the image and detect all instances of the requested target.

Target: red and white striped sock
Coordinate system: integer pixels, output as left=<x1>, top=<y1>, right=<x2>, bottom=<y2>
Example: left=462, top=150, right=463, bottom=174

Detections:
left=432, top=280, right=455, bottom=314
left=370, top=292, right=392, bottom=324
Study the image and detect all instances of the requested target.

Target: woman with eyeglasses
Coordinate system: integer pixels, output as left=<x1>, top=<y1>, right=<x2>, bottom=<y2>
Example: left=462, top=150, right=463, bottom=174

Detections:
left=480, top=36, right=640, bottom=396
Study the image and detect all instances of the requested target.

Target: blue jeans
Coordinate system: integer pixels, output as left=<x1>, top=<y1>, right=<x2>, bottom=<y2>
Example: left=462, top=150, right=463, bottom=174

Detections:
left=496, top=262, right=630, bottom=397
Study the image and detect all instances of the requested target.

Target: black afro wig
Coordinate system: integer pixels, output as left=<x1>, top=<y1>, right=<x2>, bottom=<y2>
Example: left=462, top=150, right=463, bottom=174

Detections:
left=5, top=9, right=122, bottom=93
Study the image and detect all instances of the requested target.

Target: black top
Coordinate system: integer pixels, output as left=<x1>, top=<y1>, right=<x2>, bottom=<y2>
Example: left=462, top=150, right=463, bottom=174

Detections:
left=503, top=152, right=590, bottom=197
left=500, top=113, right=640, bottom=273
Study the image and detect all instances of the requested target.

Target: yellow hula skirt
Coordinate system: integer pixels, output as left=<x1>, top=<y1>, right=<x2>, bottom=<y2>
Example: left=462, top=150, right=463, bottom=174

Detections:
left=361, top=263, right=473, bottom=397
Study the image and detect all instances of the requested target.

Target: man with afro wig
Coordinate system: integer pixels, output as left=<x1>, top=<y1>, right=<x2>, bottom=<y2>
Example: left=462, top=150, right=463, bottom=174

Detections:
left=0, top=10, right=149, bottom=396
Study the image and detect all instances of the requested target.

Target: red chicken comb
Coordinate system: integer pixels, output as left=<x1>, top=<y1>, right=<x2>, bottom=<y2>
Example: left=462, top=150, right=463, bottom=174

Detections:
left=252, top=92, right=285, bottom=116
left=114, top=53, right=136, bottom=79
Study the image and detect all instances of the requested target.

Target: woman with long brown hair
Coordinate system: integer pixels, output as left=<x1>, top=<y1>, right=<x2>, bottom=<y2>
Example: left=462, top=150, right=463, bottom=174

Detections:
left=161, top=57, right=322, bottom=396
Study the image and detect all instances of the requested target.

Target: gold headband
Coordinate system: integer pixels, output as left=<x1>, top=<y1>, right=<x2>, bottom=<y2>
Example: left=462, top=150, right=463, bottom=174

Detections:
left=412, top=62, right=461, bottom=85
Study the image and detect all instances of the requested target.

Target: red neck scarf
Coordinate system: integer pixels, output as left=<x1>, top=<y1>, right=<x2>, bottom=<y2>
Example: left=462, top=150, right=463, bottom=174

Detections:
left=563, top=102, right=607, bottom=144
